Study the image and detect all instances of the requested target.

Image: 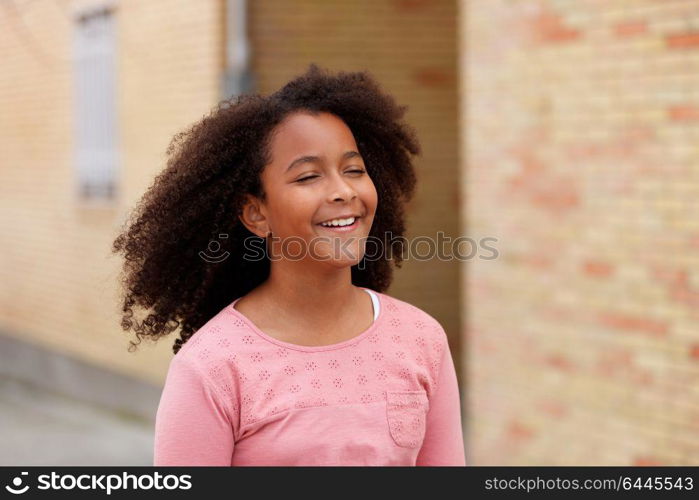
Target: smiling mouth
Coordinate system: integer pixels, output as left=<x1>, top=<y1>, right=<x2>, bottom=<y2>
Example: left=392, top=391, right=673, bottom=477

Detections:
left=316, top=216, right=361, bottom=231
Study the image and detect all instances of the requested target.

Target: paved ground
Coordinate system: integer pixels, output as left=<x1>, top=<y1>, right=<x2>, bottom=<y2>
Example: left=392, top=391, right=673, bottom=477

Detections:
left=0, top=375, right=154, bottom=466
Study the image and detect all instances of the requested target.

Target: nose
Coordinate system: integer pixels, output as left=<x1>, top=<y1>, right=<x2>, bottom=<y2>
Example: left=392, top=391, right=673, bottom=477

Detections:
left=327, top=170, right=358, bottom=202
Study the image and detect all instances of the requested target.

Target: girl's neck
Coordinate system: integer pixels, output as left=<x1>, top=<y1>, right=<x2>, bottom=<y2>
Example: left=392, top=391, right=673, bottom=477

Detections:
left=251, top=263, right=364, bottom=328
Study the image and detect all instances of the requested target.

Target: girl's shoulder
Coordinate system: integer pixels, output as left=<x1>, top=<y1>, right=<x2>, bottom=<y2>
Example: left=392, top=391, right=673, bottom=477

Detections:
left=375, top=290, right=447, bottom=337
left=169, top=305, right=245, bottom=408
left=173, top=302, right=248, bottom=371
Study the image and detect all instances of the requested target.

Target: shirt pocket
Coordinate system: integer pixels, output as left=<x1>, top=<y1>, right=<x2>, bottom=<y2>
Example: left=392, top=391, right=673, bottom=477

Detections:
left=385, top=390, right=429, bottom=448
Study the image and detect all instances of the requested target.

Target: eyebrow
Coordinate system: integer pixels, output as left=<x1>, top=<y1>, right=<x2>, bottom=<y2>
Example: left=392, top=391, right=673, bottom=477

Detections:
left=285, top=150, right=363, bottom=174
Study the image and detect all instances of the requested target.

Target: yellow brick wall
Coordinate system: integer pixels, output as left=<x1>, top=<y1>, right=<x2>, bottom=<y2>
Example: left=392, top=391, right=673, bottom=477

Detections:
left=0, top=0, right=223, bottom=385
left=462, top=0, right=699, bottom=464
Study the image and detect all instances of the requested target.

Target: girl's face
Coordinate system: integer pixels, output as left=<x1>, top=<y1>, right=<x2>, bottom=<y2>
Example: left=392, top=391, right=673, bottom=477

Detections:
left=242, top=111, right=378, bottom=268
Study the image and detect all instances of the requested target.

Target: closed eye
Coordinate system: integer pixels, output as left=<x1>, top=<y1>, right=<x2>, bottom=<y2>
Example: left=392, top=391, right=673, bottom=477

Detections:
left=296, top=175, right=319, bottom=183
left=296, top=168, right=366, bottom=183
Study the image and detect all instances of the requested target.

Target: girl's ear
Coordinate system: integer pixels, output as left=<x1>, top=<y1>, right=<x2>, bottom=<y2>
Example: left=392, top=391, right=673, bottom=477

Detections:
left=238, top=195, right=269, bottom=238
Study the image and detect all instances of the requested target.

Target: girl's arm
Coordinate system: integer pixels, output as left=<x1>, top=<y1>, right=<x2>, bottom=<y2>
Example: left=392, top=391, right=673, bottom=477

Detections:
left=153, top=353, right=235, bottom=466
left=416, top=330, right=467, bottom=466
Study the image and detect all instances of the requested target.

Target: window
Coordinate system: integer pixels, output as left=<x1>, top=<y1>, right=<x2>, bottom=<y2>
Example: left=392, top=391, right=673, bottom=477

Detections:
left=73, top=5, right=118, bottom=202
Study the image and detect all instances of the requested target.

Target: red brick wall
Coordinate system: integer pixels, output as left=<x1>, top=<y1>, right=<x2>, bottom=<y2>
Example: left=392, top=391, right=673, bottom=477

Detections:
left=463, top=0, right=699, bottom=464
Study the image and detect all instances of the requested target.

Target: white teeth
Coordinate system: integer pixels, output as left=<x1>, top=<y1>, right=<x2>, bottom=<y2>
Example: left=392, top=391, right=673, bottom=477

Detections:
left=320, top=217, right=356, bottom=227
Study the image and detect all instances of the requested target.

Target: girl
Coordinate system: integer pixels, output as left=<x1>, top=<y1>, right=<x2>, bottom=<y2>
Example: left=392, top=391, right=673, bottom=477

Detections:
left=112, top=64, right=466, bottom=466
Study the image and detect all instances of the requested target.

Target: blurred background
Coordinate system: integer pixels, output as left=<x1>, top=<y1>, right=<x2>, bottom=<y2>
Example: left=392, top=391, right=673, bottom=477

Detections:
left=0, top=0, right=697, bottom=465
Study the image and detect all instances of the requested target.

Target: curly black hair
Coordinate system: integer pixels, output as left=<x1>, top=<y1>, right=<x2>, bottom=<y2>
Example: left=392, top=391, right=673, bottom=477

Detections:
left=111, top=63, right=421, bottom=355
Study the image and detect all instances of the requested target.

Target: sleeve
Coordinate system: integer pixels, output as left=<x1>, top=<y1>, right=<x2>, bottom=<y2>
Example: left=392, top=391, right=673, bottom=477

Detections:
left=153, top=353, right=236, bottom=466
left=416, top=331, right=467, bottom=466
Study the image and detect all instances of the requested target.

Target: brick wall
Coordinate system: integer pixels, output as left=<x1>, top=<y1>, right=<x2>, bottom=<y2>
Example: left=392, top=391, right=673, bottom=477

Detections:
left=463, top=0, right=699, bottom=464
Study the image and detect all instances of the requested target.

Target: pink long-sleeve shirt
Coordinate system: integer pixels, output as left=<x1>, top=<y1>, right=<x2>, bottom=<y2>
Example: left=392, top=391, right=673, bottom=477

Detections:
left=153, top=287, right=466, bottom=466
